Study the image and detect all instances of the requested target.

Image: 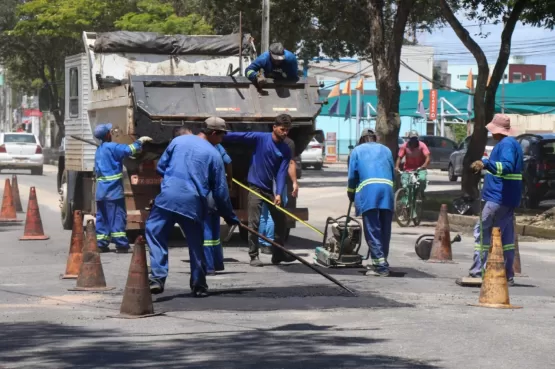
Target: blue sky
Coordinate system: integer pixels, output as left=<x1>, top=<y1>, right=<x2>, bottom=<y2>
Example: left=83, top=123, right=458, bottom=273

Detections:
left=419, top=15, right=555, bottom=79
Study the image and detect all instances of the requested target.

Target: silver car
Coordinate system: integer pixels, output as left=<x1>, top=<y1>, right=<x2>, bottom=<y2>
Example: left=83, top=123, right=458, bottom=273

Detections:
left=301, top=138, right=324, bottom=170
left=448, top=135, right=498, bottom=182
left=0, top=132, right=44, bottom=175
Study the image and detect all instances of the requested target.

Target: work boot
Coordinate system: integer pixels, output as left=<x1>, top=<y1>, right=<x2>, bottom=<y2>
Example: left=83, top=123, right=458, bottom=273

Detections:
left=192, top=286, right=209, bottom=298
left=149, top=278, right=165, bottom=295
left=365, top=266, right=390, bottom=277
left=98, top=246, right=110, bottom=253
left=115, top=247, right=129, bottom=254
left=250, top=255, right=264, bottom=267
left=508, top=277, right=515, bottom=287
left=271, top=251, right=296, bottom=265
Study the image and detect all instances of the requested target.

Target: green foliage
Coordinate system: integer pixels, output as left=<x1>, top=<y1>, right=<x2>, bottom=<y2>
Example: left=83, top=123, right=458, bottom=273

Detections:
left=450, top=123, right=468, bottom=143
left=115, top=0, right=213, bottom=34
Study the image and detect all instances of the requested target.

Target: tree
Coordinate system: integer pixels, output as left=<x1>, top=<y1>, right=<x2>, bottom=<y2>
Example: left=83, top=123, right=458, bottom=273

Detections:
left=440, top=0, right=555, bottom=199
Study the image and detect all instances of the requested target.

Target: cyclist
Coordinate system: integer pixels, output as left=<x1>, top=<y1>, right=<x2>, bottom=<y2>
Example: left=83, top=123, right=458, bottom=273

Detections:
left=395, top=132, right=430, bottom=196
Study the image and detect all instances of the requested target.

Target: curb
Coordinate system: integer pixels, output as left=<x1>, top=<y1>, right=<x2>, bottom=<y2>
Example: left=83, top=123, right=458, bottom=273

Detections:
left=422, top=211, right=555, bottom=239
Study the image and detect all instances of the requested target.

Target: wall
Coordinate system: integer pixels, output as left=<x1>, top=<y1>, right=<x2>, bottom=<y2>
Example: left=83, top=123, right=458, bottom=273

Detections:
left=506, top=114, right=555, bottom=133
left=508, top=64, right=546, bottom=83
left=447, top=64, right=508, bottom=90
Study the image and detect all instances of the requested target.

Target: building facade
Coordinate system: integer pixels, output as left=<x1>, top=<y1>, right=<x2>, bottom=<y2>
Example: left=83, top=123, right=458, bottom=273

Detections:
left=508, top=64, right=546, bottom=83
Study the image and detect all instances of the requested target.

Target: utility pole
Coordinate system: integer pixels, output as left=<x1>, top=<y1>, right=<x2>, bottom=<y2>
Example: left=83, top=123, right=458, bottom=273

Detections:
left=501, top=71, right=505, bottom=113
left=261, top=0, right=270, bottom=52
left=355, top=61, right=362, bottom=139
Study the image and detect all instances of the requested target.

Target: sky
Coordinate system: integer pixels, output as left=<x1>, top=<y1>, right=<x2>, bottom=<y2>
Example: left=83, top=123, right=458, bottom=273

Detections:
left=419, top=14, right=555, bottom=79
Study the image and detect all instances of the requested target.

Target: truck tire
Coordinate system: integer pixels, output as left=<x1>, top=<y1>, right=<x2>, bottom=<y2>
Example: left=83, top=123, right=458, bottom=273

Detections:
left=60, top=170, right=74, bottom=230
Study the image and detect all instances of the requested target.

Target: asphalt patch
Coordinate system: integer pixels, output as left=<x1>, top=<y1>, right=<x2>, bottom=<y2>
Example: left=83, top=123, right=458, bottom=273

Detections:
left=276, top=264, right=436, bottom=278
left=153, top=285, right=413, bottom=312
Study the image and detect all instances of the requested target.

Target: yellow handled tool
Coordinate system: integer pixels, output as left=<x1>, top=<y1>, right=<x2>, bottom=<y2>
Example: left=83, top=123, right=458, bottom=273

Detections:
left=231, top=178, right=324, bottom=236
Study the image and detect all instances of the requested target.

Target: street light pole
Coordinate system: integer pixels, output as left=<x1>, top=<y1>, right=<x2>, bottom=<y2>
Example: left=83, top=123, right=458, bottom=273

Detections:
left=261, top=0, right=270, bottom=52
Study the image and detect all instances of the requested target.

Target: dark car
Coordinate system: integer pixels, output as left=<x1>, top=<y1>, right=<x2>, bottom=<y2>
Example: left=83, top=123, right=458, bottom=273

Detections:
left=448, top=135, right=498, bottom=182
left=400, top=135, right=458, bottom=171
left=517, top=133, right=555, bottom=209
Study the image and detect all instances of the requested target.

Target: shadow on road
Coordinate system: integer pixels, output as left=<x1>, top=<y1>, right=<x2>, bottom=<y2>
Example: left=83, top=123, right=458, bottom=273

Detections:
left=0, top=321, right=442, bottom=368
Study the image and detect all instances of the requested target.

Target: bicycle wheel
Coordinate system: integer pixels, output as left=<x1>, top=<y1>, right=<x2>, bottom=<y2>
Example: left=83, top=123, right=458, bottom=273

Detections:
left=412, top=190, right=424, bottom=226
left=394, top=187, right=411, bottom=227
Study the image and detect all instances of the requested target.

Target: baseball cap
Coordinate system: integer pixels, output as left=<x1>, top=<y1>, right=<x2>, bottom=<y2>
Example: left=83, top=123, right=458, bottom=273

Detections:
left=204, top=117, right=229, bottom=132
left=94, top=123, right=112, bottom=140
left=269, top=43, right=285, bottom=61
left=360, top=128, right=375, bottom=137
left=408, top=131, right=419, bottom=139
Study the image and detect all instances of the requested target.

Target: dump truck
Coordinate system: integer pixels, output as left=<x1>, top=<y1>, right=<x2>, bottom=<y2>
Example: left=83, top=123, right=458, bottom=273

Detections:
left=57, top=31, right=322, bottom=241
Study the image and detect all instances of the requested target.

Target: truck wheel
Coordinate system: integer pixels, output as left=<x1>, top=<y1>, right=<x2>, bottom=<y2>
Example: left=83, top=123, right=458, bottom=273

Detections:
left=60, top=171, right=74, bottom=230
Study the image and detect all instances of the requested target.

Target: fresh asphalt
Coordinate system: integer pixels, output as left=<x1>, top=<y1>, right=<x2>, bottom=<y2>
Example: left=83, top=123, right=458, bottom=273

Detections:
left=0, top=165, right=553, bottom=368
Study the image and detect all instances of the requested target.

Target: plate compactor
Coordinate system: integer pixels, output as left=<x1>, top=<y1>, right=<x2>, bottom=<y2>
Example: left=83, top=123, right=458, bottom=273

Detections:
left=314, top=209, right=365, bottom=268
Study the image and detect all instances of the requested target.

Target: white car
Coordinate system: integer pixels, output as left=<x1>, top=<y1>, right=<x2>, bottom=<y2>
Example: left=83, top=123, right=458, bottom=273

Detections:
left=301, top=138, right=324, bottom=169
left=0, top=132, right=44, bottom=175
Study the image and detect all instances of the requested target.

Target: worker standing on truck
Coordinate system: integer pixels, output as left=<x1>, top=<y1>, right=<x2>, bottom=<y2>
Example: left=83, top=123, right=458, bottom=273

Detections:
left=245, top=42, right=299, bottom=87
left=348, top=129, right=395, bottom=277
left=258, top=136, right=299, bottom=254
left=223, top=114, right=296, bottom=267
left=197, top=117, right=234, bottom=274
left=146, top=125, right=239, bottom=297
left=467, top=114, right=522, bottom=286
left=93, top=123, right=152, bottom=253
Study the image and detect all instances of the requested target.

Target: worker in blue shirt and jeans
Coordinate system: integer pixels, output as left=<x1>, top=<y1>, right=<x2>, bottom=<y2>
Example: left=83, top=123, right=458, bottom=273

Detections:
left=245, top=42, right=299, bottom=87
left=468, top=114, right=523, bottom=286
left=223, top=114, right=296, bottom=267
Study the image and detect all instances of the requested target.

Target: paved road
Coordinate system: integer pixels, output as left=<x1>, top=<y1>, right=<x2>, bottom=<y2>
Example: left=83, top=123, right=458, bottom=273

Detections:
left=0, top=166, right=554, bottom=368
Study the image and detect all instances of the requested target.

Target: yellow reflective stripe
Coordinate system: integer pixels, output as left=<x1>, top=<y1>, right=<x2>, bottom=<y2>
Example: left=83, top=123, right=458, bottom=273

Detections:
left=496, top=162, right=502, bottom=175
left=246, top=70, right=256, bottom=77
left=371, top=258, right=386, bottom=265
left=474, top=244, right=489, bottom=251
left=347, top=188, right=355, bottom=193
left=111, top=232, right=127, bottom=238
left=97, top=234, right=110, bottom=240
left=128, top=144, right=137, bottom=155
left=486, top=171, right=522, bottom=180
left=203, top=240, right=221, bottom=246
left=503, top=244, right=515, bottom=251
left=356, top=178, right=393, bottom=193
left=97, top=173, right=123, bottom=182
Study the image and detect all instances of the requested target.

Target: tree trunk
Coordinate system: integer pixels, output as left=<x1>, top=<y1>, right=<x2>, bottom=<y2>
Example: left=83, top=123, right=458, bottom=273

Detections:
left=375, top=76, right=402, bottom=160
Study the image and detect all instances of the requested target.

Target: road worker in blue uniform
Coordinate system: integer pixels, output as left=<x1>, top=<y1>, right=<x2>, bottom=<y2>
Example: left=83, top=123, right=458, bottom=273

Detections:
left=197, top=117, right=234, bottom=275
left=93, top=123, right=152, bottom=253
left=467, top=114, right=523, bottom=286
left=245, top=42, right=299, bottom=86
left=223, top=114, right=296, bottom=267
left=147, top=118, right=238, bottom=297
left=347, top=129, right=395, bottom=277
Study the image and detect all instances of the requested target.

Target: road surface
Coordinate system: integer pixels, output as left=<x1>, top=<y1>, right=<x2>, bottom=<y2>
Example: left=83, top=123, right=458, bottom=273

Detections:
left=0, top=165, right=553, bottom=368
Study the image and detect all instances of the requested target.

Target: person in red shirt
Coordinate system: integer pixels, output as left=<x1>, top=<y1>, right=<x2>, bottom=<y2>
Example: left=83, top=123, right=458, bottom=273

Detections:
left=395, top=132, right=430, bottom=195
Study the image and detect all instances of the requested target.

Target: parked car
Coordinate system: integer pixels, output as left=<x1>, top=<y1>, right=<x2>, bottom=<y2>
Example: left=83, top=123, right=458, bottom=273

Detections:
left=300, top=137, right=324, bottom=170
left=0, top=132, right=44, bottom=175
left=448, top=135, right=498, bottom=182
left=517, top=133, right=555, bottom=209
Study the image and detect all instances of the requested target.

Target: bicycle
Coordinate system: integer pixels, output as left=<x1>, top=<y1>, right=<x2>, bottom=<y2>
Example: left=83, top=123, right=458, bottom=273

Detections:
left=394, top=169, right=424, bottom=227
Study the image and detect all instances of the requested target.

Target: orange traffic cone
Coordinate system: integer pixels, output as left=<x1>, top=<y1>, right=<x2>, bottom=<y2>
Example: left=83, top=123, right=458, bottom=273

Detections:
left=471, top=227, right=521, bottom=309
left=19, top=187, right=49, bottom=240
left=0, top=179, right=21, bottom=223
left=113, top=236, right=162, bottom=319
left=62, top=210, right=85, bottom=279
left=68, top=220, right=114, bottom=292
left=427, top=204, right=455, bottom=263
left=11, top=175, right=23, bottom=213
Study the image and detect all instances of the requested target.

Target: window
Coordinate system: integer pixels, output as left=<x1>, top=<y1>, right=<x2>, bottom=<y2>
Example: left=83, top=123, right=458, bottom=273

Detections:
left=462, top=136, right=471, bottom=150
left=535, top=73, right=543, bottom=81
left=540, top=141, right=555, bottom=156
left=439, top=138, right=456, bottom=150
left=520, top=138, right=531, bottom=155
left=486, top=137, right=498, bottom=147
left=69, top=67, right=79, bottom=117
left=458, top=74, right=468, bottom=81
left=4, top=134, right=37, bottom=144
left=512, top=72, right=522, bottom=83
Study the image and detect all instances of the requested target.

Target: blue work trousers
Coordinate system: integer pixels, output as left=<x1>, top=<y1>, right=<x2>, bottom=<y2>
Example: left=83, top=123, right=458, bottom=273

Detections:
left=203, top=211, right=224, bottom=273
left=363, top=209, right=393, bottom=273
left=470, top=201, right=515, bottom=279
left=259, top=191, right=288, bottom=246
left=146, top=205, right=207, bottom=290
left=96, top=198, right=129, bottom=249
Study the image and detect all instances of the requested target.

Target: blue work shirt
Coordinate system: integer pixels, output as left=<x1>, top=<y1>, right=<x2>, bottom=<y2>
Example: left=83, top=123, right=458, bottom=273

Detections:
left=482, top=136, right=523, bottom=208
left=95, top=140, right=142, bottom=201
left=223, top=132, right=291, bottom=196
left=155, top=135, right=235, bottom=223
left=245, top=50, right=299, bottom=82
left=215, top=144, right=232, bottom=165
left=347, top=142, right=395, bottom=215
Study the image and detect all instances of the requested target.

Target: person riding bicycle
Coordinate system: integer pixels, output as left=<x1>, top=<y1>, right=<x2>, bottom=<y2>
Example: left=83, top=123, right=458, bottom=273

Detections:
left=395, top=132, right=430, bottom=196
